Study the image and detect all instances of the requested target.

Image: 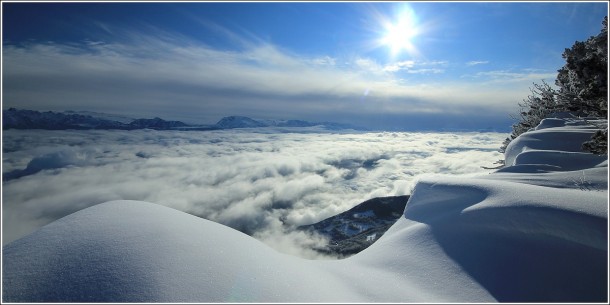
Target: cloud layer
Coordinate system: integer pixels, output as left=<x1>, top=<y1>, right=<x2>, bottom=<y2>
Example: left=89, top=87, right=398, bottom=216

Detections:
left=2, top=128, right=506, bottom=258
left=2, top=26, right=553, bottom=129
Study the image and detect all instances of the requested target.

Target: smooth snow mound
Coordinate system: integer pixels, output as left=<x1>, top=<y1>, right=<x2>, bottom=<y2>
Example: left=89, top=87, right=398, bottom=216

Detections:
left=1, top=200, right=494, bottom=302
left=504, top=116, right=606, bottom=168
left=3, top=118, right=608, bottom=302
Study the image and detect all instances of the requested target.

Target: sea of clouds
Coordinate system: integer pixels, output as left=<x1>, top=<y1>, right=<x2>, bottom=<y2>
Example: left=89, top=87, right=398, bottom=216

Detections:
left=2, top=127, right=506, bottom=258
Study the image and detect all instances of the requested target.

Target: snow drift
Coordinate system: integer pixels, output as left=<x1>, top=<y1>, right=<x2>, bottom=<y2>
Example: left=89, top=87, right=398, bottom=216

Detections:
left=2, top=117, right=607, bottom=302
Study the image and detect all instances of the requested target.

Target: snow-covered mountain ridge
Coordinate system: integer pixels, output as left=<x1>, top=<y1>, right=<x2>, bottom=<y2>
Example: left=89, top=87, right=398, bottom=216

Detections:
left=2, top=116, right=607, bottom=302
left=2, top=108, right=189, bottom=130
left=2, top=108, right=366, bottom=131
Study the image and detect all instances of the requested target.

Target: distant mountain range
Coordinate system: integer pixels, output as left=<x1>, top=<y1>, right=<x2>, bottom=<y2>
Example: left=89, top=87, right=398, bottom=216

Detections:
left=2, top=109, right=367, bottom=131
left=298, top=195, right=410, bottom=257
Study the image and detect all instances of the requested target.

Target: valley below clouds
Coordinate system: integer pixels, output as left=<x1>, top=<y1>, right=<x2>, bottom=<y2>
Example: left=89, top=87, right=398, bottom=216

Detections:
left=2, top=128, right=505, bottom=258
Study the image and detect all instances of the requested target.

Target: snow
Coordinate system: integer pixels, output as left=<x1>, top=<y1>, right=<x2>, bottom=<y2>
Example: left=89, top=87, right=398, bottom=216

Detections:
left=2, top=117, right=607, bottom=302
left=353, top=210, right=375, bottom=218
left=63, top=110, right=136, bottom=124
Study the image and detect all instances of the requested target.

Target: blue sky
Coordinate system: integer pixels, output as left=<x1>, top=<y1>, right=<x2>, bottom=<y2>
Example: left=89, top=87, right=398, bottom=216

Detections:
left=2, top=2, right=608, bottom=131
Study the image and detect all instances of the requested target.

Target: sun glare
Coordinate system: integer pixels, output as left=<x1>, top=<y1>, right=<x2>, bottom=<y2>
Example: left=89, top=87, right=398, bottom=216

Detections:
left=378, top=6, right=420, bottom=58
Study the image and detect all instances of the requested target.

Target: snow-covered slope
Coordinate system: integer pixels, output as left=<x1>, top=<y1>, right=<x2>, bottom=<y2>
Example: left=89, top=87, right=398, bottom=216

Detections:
left=503, top=116, right=607, bottom=169
left=3, top=109, right=366, bottom=131
left=63, top=110, right=136, bottom=124
left=214, top=115, right=367, bottom=130
left=2, top=117, right=607, bottom=302
left=215, top=115, right=268, bottom=129
left=2, top=108, right=129, bottom=130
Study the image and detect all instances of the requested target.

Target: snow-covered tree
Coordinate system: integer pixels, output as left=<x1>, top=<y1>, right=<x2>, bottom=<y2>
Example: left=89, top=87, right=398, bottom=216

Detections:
left=499, top=81, right=557, bottom=154
left=582, top=128, right=608, bottom=155
left=555, top=16, right=607, bottom=117
left=501, top=16, right=608, bottom=157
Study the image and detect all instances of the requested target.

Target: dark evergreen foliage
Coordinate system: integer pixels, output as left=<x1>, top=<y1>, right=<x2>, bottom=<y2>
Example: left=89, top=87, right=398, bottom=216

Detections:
left=499, top=81, right=557, bottom=154
left=500, top=17, right=608, bottom=157
left=556, top=16, right=608, bottom=117
left=582, top=128, right=608, bottom=155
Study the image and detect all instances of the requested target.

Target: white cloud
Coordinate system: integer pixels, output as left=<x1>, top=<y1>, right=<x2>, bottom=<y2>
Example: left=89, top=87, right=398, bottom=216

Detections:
left=382, top=60, right=446, bottom=73
left=406, top=68, right=444, bottom=74
left=2, top=30, right=533, bottom=125
left=383, top=60, right=415, bottom=72
left=311, top=56, right=337, bottom=66
left=354, top=57, right=384, bottom=74
left=422, top=60, right=449, bottom=66
left=2, top=128, right=506, bottom=258
left=463, top=69, right=557, bottom=84
left=466, top=60, right=489, bottom=66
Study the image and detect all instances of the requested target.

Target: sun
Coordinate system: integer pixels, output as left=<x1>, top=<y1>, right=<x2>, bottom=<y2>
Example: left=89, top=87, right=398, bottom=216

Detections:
left=378, top=7, right=421, bottom=57
left=382, top=20, right=417, bottom=55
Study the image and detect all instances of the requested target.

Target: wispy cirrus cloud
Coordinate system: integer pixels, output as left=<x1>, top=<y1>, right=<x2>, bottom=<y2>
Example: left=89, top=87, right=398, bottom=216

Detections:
left=3, top=24, right=536, bottom=128
left=466, top=60, right=490, bottom=66
left=405, top=68, right=444, bottom=74
left=382, top=60, right=447, bottom=73
left=382, top=60, right=416, bottom=72
left=462, top=69, right=557, bottom=84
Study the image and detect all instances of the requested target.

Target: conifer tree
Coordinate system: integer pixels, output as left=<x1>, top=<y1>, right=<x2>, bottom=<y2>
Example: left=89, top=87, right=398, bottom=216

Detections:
left=500, top=16, right=608, bottom=158
left=555, top=16, right=607, bottom=117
